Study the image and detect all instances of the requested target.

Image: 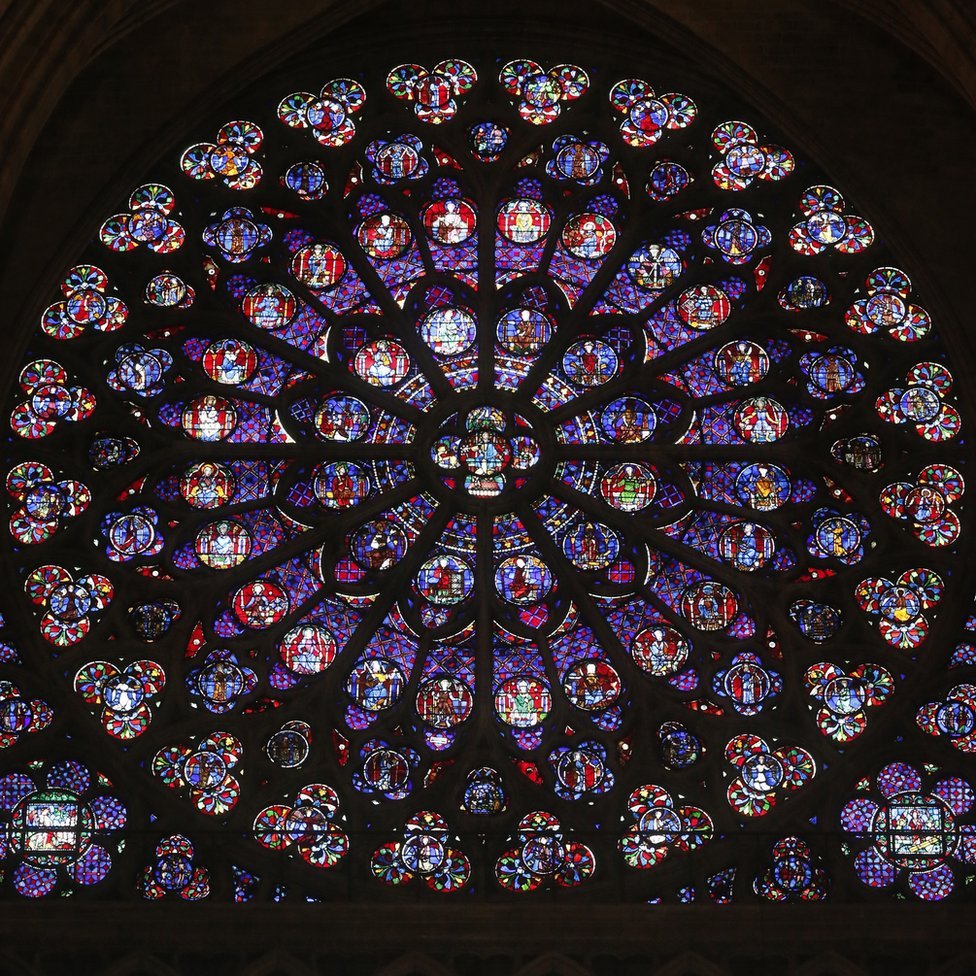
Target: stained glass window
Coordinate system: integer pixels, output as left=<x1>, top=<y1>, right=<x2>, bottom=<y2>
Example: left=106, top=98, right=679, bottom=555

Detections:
left=0, top=51, right=971, bottom=903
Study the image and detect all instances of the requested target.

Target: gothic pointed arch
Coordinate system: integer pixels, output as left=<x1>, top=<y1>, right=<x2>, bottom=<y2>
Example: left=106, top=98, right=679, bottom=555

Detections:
left=514, top=953, right=595, bottom=976
left=795, top=953, right=868, bottom=976
left=101, top=955, right=181, bottom=976
left=376, top=952, right=458, bottom=976
left=653, top=952, right=731, bottom=976
left=239, top=950, right=318, bottom=976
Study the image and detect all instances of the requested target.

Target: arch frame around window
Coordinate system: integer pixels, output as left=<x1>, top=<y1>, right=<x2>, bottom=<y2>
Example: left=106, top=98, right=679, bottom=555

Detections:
left=0, top=0, right=975, bottom=965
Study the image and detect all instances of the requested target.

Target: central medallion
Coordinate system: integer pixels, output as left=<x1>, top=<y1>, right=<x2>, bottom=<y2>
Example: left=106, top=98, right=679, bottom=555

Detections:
left=430, top=405, right=540, bottom=498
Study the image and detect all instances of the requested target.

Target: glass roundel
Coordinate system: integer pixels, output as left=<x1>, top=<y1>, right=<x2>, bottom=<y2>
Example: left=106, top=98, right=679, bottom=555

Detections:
left=1, top=53, right=970, bottom=903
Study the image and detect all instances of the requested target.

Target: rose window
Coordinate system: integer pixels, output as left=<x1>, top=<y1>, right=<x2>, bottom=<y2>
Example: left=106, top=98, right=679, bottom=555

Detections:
left=0, top=51, right=971, bottom=904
